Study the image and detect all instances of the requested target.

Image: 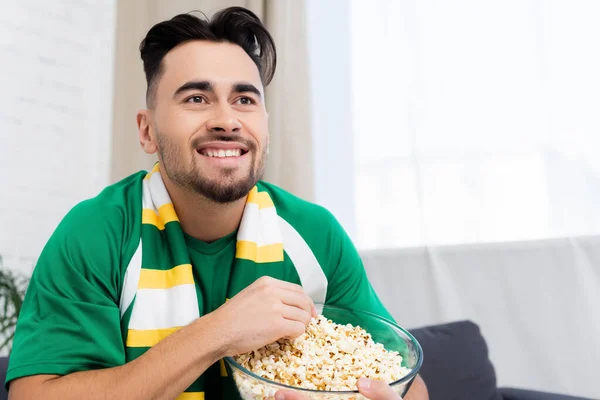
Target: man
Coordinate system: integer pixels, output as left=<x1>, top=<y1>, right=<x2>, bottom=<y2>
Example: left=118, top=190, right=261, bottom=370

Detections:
left=6, top=7, right=427, bottom=400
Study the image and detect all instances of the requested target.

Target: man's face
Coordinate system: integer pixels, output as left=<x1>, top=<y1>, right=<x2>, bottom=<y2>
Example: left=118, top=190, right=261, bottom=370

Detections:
left=144, top=40, right=269, bottom=203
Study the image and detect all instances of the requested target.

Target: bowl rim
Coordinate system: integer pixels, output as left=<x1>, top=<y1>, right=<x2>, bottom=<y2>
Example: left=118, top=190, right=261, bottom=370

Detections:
left=224, top=303, right=423, bottom=394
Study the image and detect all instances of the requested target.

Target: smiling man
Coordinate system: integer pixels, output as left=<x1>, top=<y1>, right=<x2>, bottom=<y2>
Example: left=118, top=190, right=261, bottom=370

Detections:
left=6, top=7, right=427, bottom=400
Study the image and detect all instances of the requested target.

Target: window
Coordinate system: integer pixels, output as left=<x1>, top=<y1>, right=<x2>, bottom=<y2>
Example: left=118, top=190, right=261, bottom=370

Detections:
left=349, top=0, right=600, bottom=250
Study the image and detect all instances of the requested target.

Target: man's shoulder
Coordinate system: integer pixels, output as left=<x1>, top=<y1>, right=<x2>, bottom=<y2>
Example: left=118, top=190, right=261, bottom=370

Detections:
left=30, top=171, right=146, bottom=304
left=56, top=171, right=145, bottom=240
left=257, top=181, right=336, bottom=227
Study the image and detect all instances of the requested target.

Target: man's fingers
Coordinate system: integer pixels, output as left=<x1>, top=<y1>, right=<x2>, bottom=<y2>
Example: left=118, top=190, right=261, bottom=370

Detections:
left=281, top=320, right=307, bottom=340
left=281, top=304, right=312, bottom=326
left=274, top=379, right=402, bottom=400
left=253, top=276, right=318, bottom=317
left=274, top=390, right=309, bottom=400
left=357, top=378, right=403, bottom=399
left=255, top=276, right=305, bottom=294
left=279, top=290, right=315, bottom=318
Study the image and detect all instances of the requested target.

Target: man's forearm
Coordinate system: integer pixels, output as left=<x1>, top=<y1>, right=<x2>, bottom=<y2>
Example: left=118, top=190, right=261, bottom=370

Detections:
left=404, top=375, right=429, bottom=400
left=9, top=312, right=226, bottom=400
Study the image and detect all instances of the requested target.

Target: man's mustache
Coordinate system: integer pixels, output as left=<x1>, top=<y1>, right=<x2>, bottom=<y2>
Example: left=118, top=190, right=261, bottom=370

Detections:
left=191, top=135, right=256, bottom=151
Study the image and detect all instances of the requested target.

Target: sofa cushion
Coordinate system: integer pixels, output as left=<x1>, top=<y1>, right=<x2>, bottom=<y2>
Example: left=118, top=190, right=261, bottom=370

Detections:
left=500, top=387, right=593, bottom=400
left=0, top=357, right=7, bottom=400
left=409, top=320, right=502, bottom=400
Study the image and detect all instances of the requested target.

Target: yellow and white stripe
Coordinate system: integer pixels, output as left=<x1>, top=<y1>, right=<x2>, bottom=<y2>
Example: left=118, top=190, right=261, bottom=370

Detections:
left=142, top=166, right=179, bottom=230
left=128, top=283, right=199, bottom=331
left=124, top=167, right=199, bottom=347
left=278, top=216, right=328, bottom=304
left=137, top=263, right=194, bottom=289
left=142, top=177, right=163, bottom=230
left=119, top=239, right=142, bottom=317
left=127, top=327, right=182, bottom=348
left=176, top=394, right=204, bottom=400
left=125, top=278, right=199, bottom=348
left=236, top=187, right=284, bottom=263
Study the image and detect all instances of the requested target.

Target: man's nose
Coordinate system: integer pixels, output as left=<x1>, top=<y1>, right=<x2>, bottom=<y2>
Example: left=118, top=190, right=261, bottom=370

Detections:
left=206, top=104, right=242, bottom=133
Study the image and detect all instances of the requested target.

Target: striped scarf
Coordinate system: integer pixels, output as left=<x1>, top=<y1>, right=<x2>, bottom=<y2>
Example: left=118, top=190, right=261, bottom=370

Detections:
left=118, top=162, right=286, bottom=399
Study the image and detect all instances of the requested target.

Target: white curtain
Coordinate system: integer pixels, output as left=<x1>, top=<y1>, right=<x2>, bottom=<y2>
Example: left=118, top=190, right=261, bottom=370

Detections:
left=111, top=0, right=314, bottom=200
left=348, top=1, right=600, bottom=398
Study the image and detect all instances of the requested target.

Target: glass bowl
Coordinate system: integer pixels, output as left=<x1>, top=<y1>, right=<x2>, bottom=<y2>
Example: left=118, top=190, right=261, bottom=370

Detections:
left=225, top=304, right=423, bottom=400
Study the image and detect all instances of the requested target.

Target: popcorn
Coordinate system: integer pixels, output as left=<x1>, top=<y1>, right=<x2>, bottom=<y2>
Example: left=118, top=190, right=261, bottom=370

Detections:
left=232, top=315, right=411, bottom=398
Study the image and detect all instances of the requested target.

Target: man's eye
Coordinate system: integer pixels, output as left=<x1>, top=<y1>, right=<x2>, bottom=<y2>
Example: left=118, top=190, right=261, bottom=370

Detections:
left=186, top=96, right=205, bottom=104
left=237, top=97, right=255, bottom=105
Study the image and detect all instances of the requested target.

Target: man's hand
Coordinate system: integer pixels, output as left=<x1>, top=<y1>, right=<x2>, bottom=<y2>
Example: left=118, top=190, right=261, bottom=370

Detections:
left=274, top=378, right=403, bottom=400
left=211, top=276, right=317, bottom=357
left=274, top=375, right=428, bottom=400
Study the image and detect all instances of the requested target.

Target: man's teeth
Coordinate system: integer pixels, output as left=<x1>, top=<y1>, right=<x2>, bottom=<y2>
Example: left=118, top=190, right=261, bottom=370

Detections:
left=203, top=149, right=242, bottom=157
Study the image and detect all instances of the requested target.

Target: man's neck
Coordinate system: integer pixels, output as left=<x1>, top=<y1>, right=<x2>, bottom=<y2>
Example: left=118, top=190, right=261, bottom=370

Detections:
left=162, top=179, right=247, bottom=243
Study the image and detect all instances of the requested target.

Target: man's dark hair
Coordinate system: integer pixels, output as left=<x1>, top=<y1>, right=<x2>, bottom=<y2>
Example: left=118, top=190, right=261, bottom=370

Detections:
left=140, top=7, right=276, bottom=106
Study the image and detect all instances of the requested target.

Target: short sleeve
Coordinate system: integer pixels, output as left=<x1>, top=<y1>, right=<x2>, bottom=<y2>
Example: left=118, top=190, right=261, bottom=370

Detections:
left=6, top=198, right=133, bottom=387
left=322, top=213, right=396, bottom=322
left=320, top=214, right=411, bottom=361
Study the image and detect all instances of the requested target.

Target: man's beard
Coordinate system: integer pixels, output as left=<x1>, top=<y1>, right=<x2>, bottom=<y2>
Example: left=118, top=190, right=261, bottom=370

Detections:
left=156, top=132, right=266, bottom=203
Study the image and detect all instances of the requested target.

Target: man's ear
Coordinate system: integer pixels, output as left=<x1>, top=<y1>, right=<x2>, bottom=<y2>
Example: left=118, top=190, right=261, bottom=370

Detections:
left=137, top=109, right=158, bottom=154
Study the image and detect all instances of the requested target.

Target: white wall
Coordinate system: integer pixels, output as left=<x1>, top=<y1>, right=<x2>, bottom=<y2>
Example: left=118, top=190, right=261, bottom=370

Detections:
left=0, top=1, right=117, bottom=274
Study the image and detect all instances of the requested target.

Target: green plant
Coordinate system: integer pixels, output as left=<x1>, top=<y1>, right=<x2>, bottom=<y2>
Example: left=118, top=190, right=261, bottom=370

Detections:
left=0, top=256, right=30, bottom=353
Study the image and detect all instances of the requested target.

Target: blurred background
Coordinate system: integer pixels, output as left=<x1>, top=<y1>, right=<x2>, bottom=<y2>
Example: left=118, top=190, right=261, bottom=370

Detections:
left=1, top=0, right=599, bottom=398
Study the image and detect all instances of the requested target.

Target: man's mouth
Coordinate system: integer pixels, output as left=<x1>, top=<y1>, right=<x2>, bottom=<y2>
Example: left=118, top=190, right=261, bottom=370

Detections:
left=196, top=141, right=250, bottom=158
left=198, top=148, right=245, bottom=158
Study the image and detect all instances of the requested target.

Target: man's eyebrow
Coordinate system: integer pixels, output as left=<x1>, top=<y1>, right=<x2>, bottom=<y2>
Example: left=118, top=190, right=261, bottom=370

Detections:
left=233, top=83, right=262, bottom=99
left=173, top=80, right=213, bottom=98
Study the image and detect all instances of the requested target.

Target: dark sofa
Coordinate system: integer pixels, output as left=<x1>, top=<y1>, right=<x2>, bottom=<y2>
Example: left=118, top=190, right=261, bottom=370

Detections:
left=0, top=320, right=592, bottom=400
left=409, top=320, right=591, bottom=400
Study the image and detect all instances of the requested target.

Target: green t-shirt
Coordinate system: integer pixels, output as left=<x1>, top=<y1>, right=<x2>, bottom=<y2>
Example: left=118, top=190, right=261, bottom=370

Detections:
left=6, top=171, right=394, bottom=398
